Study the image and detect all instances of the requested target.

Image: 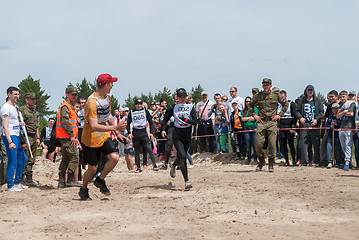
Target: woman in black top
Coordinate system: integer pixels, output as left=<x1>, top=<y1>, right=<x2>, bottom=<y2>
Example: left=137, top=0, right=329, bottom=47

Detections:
left=160, top=88, right=198, bottom=189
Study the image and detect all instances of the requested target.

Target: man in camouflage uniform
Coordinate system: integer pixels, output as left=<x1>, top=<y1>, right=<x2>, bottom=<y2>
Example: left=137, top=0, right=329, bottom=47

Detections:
left=252, top=88, right=259, bottom=97
left=0, top=138, right=7, bottom=185
left=248, top=78, right=288, bottom=172
left=19, top=92, right=40, bottom=186
left=56, top=86, right=80, bottom=188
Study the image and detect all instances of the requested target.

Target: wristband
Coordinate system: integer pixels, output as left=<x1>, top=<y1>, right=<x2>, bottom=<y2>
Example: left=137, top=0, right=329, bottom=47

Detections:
left=9, top=141, right=14, bottom=145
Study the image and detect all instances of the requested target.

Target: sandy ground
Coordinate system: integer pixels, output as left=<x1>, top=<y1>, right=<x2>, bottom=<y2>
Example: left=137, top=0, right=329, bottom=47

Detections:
left=1, top=153, right=359, bottom=240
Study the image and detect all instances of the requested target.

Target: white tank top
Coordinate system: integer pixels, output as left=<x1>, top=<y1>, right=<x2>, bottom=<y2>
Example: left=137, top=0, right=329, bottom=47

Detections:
left=173, top=104, right=193, bottom=128
left=277, top=101, right=292, bottom=118
left=131, top=109, right=147, bottom=129
left=88, top=93, right=111, bottom=124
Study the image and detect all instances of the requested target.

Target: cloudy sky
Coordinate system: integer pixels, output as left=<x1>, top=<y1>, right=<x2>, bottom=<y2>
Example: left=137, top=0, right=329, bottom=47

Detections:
left=1, top=1, right=358, bottom=112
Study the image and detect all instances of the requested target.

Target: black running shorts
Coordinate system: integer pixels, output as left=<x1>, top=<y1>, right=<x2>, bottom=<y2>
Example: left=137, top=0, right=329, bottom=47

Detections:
left=82, top=138, right=118, bottom=166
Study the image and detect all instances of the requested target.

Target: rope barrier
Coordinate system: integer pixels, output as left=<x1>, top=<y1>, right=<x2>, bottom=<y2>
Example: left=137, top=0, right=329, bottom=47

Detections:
left=153, top=126, right=357, bottom=141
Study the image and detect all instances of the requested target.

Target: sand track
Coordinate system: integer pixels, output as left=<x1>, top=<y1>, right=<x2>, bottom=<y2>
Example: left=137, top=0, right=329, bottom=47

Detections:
left=1, top=153, right=359, bottom=240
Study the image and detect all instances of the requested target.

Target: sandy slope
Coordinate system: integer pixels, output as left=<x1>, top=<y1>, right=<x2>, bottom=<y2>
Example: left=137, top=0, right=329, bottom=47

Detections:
left=1, top=153, right=359, bottom=240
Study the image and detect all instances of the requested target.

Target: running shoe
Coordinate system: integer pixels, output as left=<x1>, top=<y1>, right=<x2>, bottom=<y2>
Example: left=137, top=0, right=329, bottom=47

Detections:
left=78, top=187, right=92, bottom=200
left=308, top=162, right=312, bottom=166
left=159, top=155, right=165, bottom=161
left=170, top=163, right=176, bottom=178
left=135, top=168, right=142, bottom=173
left=327, top=163, right=333, bottom=169
left=8, top=186, right=23, bottom=192
left=15, top=183, right=29, bottom=189
left=188, top=164, right=194, bottom=169
left=185, top=181, right=192, bottom=189
left=153, top=166, right=159, bottom=171
left=94, top=177, right=111, bottom=195
left=344, top=162, right=350, bottom=171
left=160, top=164, right=168, bottom=170
left=143, top=164, right=147, bottom=169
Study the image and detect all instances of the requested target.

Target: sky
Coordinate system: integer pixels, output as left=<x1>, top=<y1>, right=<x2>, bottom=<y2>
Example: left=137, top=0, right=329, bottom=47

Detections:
left=1, top=0, right=359, bottom=112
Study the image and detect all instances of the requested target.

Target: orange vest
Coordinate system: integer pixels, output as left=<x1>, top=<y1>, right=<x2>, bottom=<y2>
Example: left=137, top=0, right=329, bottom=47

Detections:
left=233, top=111, right=243, bottom=130
left=56, top=101, right=78, bottom=139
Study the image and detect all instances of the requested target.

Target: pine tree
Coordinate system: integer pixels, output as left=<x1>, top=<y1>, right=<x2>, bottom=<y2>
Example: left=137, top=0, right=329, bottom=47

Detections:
left=154, top=87, right=175, bottom=106
left=17, top=75, right=55, bottom=116
left=190, top=84, right=204, bottom=104
left=76, top=78, right=97, bottom=98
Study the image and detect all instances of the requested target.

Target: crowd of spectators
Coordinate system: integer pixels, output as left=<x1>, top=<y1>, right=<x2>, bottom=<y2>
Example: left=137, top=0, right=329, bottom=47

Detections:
left=1, top=84, right=359, bottom=191
left=128, top=86, right=359, bottom=171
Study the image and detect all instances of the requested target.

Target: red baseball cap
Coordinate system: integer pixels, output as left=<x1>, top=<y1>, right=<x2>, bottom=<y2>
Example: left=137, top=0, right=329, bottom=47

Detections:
left=97, top=73, right=118, bottom=85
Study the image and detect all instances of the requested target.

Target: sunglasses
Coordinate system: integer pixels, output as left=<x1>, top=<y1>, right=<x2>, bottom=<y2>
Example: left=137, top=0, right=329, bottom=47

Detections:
left=222, top=98, right=228, bottom=101
left=229, top=91, right=235, bottom=93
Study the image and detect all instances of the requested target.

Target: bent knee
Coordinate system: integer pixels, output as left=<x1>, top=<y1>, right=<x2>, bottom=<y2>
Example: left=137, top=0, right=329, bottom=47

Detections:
left=108, top=152, right=119, bottom=163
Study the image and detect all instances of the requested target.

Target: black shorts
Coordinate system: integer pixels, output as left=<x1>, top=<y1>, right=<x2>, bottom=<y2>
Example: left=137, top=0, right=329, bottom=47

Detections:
left=82, top=138, right=118, bottom=166
left=44, top=140, right=56, bottom=153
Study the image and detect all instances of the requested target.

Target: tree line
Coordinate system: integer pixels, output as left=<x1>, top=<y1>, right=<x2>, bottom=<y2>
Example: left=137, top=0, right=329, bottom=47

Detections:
left=15, top=75, right=328, bottom=132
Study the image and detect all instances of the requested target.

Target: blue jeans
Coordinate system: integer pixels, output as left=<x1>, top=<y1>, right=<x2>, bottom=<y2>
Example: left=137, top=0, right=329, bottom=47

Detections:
left=231, top=135, right=237, bottom=153
left=2, top=135, right=27, bottom=189
left=244, top=129, right=257, bottom=160
left=353, top=134, right=359, bottom=167
left=327, top=136, right=343, bottom=164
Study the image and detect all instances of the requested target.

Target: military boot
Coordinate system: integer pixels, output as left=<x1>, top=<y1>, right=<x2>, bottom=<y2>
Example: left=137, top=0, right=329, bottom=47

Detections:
left=25, top=173, right=39, bottom=187
left=256, top=157, right=265, bottom=171
left=268, top=158, right=275, bottom=173
left=58, top=174, right=66, bottom=188
left=66, top=173, right=81, bottom=187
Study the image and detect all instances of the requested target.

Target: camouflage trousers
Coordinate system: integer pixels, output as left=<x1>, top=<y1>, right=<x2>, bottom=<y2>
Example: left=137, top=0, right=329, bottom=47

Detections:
left=255, top=121, right=277, bottom=159
left=24, top=136, right=37, bottom=175
left=59, top=139, right=79, bottom=176
left=0, top=138, right=7, bottom=185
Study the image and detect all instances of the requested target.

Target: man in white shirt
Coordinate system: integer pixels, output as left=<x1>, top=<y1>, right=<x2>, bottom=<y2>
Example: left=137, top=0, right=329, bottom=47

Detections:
left=1, top=86, right=28, bottom=191
left=196, top=91, right=215, bottom=153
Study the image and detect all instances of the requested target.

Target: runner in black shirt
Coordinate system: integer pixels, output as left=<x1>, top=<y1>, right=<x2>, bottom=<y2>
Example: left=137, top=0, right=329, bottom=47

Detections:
left=160, top=88, right=198, bottom=189
left=127, top=99, right=159, bottom=172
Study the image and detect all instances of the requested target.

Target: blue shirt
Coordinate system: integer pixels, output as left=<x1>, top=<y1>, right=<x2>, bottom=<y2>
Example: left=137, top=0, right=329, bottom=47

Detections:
left=326, top=114, right=341, bottom=138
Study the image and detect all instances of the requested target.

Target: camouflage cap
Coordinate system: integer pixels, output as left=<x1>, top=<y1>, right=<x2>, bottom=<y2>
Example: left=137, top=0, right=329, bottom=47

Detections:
left=262, top=78, right=272, bottom=84
left=272, top=87, right=280, bottom=93
left=252, top=88, right=259, bottom=93
left=66, top=86, right=78, bottom=94
left=24, top=92, right=36, bottom=99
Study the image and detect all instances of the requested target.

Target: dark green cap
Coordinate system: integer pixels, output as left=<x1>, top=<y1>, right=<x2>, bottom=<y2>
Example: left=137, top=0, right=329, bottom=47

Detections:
left=66, top=86, right=78, bottom=94
left=24, top=92, right=36, bottom=99
left=272, top=87, right=280, bottom=93
left=252, top=88, right=259, bottom=93
left=262, top=78, right=272, bottom=84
